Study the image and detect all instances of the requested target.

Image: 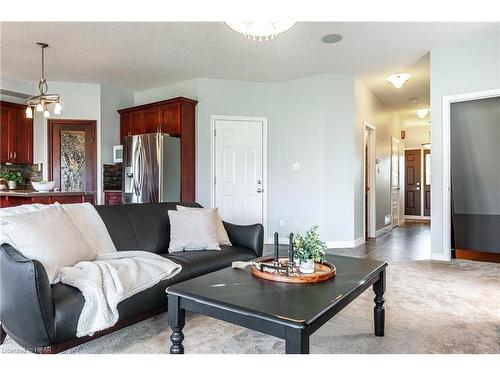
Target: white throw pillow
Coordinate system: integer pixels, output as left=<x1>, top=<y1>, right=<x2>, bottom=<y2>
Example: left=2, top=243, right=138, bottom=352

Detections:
left=0, top=204, right=96, bottom=283
left=176, top=205, right=232, bottom=246
left=62, top=203, right=117, bottom=255
left=168, top=209, right=221, bottom=252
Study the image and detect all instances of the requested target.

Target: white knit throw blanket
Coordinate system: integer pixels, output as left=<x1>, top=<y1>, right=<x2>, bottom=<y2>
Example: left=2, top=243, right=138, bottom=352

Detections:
left=54, top=251, right=182, bottom=337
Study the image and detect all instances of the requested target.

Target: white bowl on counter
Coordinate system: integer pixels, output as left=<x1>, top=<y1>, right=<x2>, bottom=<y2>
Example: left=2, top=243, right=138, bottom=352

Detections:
left=31, top=181, right=56, bottom=192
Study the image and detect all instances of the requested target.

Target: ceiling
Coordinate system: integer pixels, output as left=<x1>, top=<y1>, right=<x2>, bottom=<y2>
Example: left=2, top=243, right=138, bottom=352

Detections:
left=1, top=22, right=498, bottom=125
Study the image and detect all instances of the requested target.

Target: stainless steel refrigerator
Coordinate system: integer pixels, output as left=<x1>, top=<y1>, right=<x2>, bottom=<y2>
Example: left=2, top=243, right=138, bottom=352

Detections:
left=122, top=133, right=181, bottom=203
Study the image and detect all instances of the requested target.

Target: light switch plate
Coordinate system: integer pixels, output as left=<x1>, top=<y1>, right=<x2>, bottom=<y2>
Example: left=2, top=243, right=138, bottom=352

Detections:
left=279, top=219, right=286, bottom=227
left=294, top=219, right=301, bottom=228
left=292, top=162, right=300, bottom=171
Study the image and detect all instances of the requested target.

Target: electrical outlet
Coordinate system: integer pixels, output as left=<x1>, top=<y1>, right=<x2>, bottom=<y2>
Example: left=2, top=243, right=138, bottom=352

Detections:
left=279, top=219, right=286, bottom=227
left=292, top=162, right=300, bottom=171
left=294, top=219, right=301, bottom=228
left=384, top=215, right=391, bottom=225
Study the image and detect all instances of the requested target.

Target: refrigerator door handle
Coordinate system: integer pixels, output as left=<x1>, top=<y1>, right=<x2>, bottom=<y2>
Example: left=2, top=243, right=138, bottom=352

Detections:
left=133, top=139, right=141, bottom=197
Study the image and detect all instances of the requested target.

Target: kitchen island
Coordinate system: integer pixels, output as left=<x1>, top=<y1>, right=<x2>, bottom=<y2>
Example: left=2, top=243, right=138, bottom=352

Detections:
left=0, top=190, right=95, bottom=207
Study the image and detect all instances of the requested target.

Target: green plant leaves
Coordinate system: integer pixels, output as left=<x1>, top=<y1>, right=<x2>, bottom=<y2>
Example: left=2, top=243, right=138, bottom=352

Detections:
left=293, top=226, right=327, bottom=262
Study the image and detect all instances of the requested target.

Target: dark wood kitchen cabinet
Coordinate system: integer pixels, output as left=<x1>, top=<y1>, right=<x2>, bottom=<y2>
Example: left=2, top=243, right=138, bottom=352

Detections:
left=118, top=97, right=197, bottom=202
left=0, top=101, right=34, bottom=164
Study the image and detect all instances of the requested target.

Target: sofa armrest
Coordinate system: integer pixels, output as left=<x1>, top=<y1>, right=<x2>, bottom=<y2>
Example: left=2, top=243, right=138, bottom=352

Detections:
left=0, top=243, right=54, bottom=349
left=222, top=222, right=264, bottom=258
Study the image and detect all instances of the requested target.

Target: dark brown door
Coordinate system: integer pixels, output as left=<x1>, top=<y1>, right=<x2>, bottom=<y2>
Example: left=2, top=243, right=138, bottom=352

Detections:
left=120, top=113, right=132, bottom=144
left=405, top=150, right=421, bottom=216
left=144, top=108, right=161, bottom=133
left=48, top=119, right=97, bottom=194
left=12, top=107, right=34, bottom=164
left=0, top=107, right=12, bottom=162
left=424, top=149, right=431, bottom=216
left=132, top=111, right=145, bottom=135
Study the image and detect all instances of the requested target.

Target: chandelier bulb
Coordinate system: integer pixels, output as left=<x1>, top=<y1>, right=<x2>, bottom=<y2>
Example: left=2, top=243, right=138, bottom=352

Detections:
left=54, top=101, right=62, bottom=115
left=43, top=109, right=50, bottom=118
left=36, top=103, right=44, bottom=112
left=25, top=106, right=33, bottom=119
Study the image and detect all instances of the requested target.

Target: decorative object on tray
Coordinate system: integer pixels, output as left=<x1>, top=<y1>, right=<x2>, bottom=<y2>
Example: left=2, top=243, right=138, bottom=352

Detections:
left=0, top=171, right=22, bottom=190
left=239, top=227, right=334, bottom=284
left=31, top=180, right=56, bottom=192
left=293, top=226, right=327, bottom=273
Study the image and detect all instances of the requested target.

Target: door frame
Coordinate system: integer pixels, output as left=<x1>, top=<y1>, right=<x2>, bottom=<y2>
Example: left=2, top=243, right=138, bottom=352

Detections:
left=404, top=147, right=429, bottom=221
left=47, top=119, right=97, bottom=193
left=390, top=137, right=401, bottom=228
left=210, top=115, right=268, bottom=235
left=363, top=121, right=376, bottom=239
left=440, top=88, right=500, bottom=262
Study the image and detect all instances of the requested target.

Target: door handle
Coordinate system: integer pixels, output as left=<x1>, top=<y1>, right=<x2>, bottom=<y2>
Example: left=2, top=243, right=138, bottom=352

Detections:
left=415, top=187, right=420, bottom=191
left=13, top=151, right=16, bottom=160
left=257, top=188, right=263, bottom=193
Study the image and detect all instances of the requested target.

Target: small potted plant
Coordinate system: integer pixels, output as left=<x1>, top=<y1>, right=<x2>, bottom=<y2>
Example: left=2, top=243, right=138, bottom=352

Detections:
left=293, top=226, right=327, bottom=274
left=0, top=171, right=23, bottom=190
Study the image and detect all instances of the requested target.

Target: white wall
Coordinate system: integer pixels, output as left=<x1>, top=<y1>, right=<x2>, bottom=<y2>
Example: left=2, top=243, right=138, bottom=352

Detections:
left=354, top=78, right=404, bottom=236
left=135, top=75, right=358, bottom=245
left=430, top=33, right=500, bottom=260
left=404, top=125, right=431, bottom=149
left=100, top=85, right=134, bottom=164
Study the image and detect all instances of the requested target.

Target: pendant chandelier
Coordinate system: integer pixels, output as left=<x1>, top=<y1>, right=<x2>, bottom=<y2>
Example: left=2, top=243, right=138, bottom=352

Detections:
left=224, top=21, right=296, bottom=41
left=25, top=42, right=62, bottom=119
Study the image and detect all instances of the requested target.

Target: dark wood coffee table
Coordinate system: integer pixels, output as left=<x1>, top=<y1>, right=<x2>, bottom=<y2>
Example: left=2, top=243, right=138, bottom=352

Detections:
left=166, top=254, right=387, bottom=354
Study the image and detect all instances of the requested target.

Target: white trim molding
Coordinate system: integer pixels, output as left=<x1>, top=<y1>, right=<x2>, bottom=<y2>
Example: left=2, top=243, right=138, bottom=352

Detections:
left=375, top=224, right=392, bottom=237
left=405, top=215, right=430, bottom=221
left=363, top=121, right=377, bottom=239
left=265, top=237, right=365, bottom=249
left=439, top=88, right=500, bottom=262
left=210, top=115, right=268, bottom=237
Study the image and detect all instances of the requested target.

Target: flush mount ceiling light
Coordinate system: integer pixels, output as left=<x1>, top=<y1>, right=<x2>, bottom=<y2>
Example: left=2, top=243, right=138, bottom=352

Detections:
left=386, top=73, right=412, bottom=89
left=224, top=21, right=296, bottom=41
left=321, top=34, right=343, bottom=44
left=25, top=42, right=62, bottom=119
left=416, top=108, right=430, bottom=119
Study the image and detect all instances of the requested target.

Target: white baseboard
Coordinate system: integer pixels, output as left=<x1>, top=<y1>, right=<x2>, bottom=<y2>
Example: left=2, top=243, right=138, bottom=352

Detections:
left=431, top=252, right=451, bottom=262
left=405, top=215, right=430, bottom=221
left=266, top=237, right=365, bottom=248
left=375, top=225, right=392, bottom=237
left=399, top=218, right=406, bottom=225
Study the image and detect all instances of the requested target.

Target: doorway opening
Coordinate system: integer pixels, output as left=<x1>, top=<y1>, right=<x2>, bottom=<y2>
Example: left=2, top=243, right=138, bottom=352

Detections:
left=47, top=119, right=97, bottom=203
left=404, top=148, right=431, bottom=221
left=363, top=121, right=376, bottom=239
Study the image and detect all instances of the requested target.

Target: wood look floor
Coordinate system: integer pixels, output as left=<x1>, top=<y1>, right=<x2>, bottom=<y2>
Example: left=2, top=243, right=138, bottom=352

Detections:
left=264, top=221, right=431, bottom=262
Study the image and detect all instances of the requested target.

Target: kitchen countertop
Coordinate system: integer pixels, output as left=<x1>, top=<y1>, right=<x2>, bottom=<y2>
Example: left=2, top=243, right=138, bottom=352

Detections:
left=0, top=190, right=87, bottom=197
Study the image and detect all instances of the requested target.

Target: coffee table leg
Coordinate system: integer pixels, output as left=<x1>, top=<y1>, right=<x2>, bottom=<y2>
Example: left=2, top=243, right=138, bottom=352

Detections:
left=168, top=295, right=185, bottom=354
left=285, top=327, right=309, bottom=354
left=373, top=269, right=386, bottom=336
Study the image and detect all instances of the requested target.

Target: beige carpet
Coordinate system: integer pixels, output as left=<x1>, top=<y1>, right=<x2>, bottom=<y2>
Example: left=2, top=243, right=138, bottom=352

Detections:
left=1, top=259, right=499, bottom=354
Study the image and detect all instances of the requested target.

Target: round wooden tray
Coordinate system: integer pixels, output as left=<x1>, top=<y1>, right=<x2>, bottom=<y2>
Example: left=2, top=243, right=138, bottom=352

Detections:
left=251, top=256, right=336, bottom=284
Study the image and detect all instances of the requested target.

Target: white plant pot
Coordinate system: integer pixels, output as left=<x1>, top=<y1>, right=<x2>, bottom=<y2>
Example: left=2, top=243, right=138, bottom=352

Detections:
left=8, top=181, right=17, bottom=190
left=299, top=259, right=315, bottom=274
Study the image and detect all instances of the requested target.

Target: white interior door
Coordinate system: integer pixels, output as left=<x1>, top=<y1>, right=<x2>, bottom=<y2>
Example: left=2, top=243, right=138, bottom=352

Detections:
left=214, top=118, right=264, bottom=225
left=391, top=137, right=401, bottom=228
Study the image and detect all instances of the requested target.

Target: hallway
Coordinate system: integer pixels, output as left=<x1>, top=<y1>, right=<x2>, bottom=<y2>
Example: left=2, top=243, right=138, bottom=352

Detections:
left=264, top=221, right=431, bottom=262
left=330, top=221, right=431, bottom=262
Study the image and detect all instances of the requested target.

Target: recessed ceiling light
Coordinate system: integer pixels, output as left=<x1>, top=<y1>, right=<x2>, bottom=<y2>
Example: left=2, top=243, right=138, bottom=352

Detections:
left=386, top=73, right=412, bottom=88
left=416, top=109, right=430, bottom=119
left=321, top=34, right=343, bottom=44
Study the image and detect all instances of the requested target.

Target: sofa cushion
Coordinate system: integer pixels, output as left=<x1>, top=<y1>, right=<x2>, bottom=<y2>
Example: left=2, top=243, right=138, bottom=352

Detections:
left=94, top=202, right=201, bottom=254
left=49, top=245, right=255, bottom=343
